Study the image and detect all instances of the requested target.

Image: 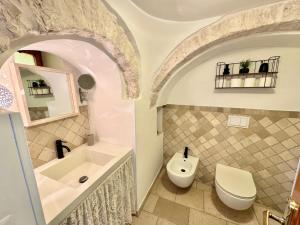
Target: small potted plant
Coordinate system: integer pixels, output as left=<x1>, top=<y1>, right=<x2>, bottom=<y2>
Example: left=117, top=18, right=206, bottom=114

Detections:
left=258, top=60, right=272, bottom=87
left=38, top=79, right=47, bottom=87
left=230, top=61, right=249, bottom=87
left=223, top=64, right=230, bottom=75
left=219, top=64, right=231, bottom=87
left=240, top=59, right=256, bottom=87
left=239, top=60, right=250, bottom=74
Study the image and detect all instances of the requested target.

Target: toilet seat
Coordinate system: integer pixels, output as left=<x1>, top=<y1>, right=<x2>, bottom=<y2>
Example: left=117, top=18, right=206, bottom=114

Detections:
left=215, top=164, right=256, bottom=198
left=215, top=181, right=255, bottom=200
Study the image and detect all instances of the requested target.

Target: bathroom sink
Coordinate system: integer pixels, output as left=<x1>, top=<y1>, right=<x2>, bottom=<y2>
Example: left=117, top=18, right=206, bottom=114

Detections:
left=40, top=149, right=114, bottom=188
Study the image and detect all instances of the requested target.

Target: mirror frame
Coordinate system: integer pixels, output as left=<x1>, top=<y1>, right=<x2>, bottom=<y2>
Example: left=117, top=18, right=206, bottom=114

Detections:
left=9, top=63, right=80, bottom=127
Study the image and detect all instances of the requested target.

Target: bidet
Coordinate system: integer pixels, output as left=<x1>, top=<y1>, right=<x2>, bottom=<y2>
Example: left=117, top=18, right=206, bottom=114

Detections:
left=167, top=153, right=199, bottom=188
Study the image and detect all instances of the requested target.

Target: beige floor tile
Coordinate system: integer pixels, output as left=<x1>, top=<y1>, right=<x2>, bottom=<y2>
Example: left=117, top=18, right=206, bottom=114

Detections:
left=156, top=176, right=178, bottom=201
left=154, top=198, right=190, bottom=225
left=132, top=211, right=158, bottom=225
left=147, top=169, right=275, bottom=225
left=159, top=168, right=167, bottom=178
left=175, top=187, right=204, bottom=211
left=150, top=176, right=161, bottom=194
left=192, top=181, right=197, bottom=189
left=189, top=208, right=227, bottom=225
left=144, top=194, right=159, bottom=213
left=253, top=203, right=283, bottom=225
left=157, top=217, right=178, bottom=225
left=196, top=181, right=213, bottom=192
left=203, top=191, right=259, bottom=225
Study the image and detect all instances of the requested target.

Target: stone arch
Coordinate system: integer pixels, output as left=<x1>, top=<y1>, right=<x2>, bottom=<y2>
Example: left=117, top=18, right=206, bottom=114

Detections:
left=0, top=0, right=140, bottom=98
left=150, top=0, right=300, bottom=106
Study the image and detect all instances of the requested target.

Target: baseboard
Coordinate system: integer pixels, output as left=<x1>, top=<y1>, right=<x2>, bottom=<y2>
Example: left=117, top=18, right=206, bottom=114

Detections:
left=136, top=164, right=163, bottom=216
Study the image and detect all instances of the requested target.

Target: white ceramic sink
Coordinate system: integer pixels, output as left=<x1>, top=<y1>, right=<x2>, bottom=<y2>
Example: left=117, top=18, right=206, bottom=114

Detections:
left=41, top=149, right=114, bottom=188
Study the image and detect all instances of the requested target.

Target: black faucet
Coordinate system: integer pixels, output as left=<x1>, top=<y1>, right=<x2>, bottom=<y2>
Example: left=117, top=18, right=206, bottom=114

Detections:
left=56, top=140, right=70, bottom=159
left=184, top=146, right=189, bottom=158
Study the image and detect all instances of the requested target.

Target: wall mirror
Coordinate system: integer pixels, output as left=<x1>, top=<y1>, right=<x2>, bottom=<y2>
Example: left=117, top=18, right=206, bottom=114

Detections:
left=10, top=63, right=79, bottom=127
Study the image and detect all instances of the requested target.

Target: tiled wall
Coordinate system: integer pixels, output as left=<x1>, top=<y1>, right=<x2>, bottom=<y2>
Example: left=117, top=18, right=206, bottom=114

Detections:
left=25, top=106, right=89, bottom=168
left=28, top=107, right=49, bottom=120
left=163, top=105, right=300, bottom=212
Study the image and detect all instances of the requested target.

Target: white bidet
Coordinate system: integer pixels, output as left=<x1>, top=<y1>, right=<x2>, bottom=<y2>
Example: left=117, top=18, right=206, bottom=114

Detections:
left=167, top=153, right=199, bottom=188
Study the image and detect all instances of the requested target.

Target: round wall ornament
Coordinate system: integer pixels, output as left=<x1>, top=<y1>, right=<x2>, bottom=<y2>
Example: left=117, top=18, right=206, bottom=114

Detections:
left=0, top=84, right=13, bottom=108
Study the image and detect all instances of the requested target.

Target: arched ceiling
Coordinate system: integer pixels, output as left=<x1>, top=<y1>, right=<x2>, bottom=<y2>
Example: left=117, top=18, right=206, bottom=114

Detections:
left=130, top=0, right=283, bottom=21
left=157, top=32, right=300, bottom=106
left=0, top=0, right=140, bottom=98
left=150, top=0, right=300, bottom=107
left=20, top=39, right=125, bottom=98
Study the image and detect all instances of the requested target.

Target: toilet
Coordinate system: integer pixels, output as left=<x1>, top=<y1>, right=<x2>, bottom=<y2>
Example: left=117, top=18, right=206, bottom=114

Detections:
left=215, top=164, right=256, bottom=210
left=167, top=153, right=199, bottom=188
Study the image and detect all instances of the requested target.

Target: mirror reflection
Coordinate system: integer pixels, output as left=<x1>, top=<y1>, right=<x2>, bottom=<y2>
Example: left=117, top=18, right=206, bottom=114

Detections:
left=19, top=66, right=73, bottom=121
left=10, top=50, right=79, bottom=126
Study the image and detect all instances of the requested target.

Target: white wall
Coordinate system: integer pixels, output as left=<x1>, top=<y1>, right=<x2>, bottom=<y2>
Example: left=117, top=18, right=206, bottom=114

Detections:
left=108, top=0, right=219, bottom=209
left=164, top=47, right=300, bottom=111
left=22, top=40, right=135, bottom=147
left=107, top=0, right=300, bottom=208
left=41, top=52, right=65, bottom=69
left=0, top=39, right=135, bottom=148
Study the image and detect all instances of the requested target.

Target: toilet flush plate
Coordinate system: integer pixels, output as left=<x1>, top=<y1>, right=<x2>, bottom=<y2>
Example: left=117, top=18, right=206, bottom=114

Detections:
left=227, top=115, right=250, bottom=128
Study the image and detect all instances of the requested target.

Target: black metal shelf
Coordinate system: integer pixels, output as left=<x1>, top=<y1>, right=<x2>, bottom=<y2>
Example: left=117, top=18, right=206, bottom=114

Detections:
left=26, top=80, right=53, bottom=96
left=215, top=56, right=280, bottom=89
left=216, top=72, right=277, bottom=78
left=215, top=86, right=275, bottom=89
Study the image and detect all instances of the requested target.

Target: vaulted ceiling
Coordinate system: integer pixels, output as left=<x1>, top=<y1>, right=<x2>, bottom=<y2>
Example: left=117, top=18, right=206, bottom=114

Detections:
left=130, top=0, right=284, bottom=21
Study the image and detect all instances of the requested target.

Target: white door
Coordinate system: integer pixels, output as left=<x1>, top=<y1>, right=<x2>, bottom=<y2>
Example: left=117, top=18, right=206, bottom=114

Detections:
left=0, top=113, right=45, bottom=225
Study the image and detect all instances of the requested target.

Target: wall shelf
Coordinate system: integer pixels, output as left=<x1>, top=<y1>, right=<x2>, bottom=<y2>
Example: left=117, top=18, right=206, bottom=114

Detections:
left=26, top=80, right=53, bottom=96
left=215, top=56, right=280, bottom=89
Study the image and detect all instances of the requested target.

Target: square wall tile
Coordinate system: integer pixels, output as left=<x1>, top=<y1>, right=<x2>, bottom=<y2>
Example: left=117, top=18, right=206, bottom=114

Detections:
left=163, top=105, right=300, bottom=212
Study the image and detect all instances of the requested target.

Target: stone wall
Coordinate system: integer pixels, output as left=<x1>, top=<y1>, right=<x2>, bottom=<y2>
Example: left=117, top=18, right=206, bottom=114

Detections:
left=0, top=0, right=140, bottom=98
left=151, top=0, right=300, bottom=106
left=163, top=105, right=300, bottom=212
left=25, top=106, right=89, bottom=168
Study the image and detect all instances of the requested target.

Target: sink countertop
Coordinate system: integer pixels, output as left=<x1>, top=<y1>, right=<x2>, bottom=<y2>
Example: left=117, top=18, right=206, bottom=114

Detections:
left=34, top=141, right=132, bottom=225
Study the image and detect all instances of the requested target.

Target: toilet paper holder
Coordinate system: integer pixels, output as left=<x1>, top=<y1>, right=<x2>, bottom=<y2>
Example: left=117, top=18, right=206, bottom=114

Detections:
left=263, top=199, right=299, bottom=225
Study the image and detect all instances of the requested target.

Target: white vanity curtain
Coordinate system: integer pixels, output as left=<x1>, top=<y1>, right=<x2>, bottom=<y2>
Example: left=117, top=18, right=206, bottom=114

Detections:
left=60, top=157, right=135, bottom=225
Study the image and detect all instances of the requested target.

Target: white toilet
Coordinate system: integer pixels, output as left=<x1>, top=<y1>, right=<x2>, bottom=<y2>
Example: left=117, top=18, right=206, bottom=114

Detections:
left=215, top=164, right=256, bottom=210
left=167, top=153, right=199, bottom=188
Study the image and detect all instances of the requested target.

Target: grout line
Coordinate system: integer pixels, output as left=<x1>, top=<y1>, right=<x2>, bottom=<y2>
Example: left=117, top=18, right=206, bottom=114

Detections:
left=252, top=206, right=261, bottom=225
left=203, top=190, right=205, bottom=211
left=159, top=177, right=263, bottom=225
left=149, top=195, right=159, bottom=215
left=155, top=216, right=159, bottom=225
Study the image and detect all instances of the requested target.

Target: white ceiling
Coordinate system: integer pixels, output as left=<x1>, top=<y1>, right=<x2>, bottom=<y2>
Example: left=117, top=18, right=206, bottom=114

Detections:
left=130, top=0, right=284, bottom=21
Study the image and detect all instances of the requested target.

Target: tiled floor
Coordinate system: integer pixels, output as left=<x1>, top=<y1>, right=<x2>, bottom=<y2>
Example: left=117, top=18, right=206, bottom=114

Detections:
left=132, top=169, right=283, bottom=225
